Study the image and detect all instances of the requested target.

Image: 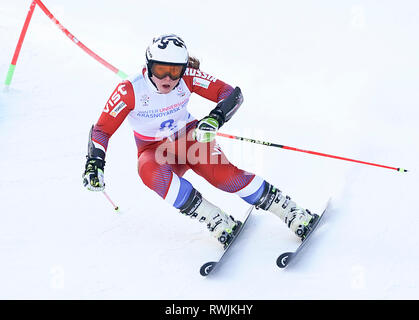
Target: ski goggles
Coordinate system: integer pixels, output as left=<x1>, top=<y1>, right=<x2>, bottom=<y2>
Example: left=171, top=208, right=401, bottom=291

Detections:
left=150, top=63, right=185, bottom=80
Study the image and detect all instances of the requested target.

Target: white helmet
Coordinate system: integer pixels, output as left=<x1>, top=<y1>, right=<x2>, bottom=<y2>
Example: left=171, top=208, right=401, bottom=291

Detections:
left=146, top=34, right=189, bottom=77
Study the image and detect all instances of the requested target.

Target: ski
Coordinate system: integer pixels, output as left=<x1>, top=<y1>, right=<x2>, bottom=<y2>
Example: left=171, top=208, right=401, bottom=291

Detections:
left=200, top=206, right=254, bottom=276
left=277, top=199, right=331, bottom=269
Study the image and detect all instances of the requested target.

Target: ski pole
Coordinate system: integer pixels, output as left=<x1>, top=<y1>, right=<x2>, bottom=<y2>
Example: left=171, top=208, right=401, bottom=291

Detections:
left=216, top=132, right=408, bottom=173
left=102, top=191, right=120, bottom=212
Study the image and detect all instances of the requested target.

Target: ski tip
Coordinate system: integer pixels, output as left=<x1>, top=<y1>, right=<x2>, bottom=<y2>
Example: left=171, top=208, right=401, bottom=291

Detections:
left=277, top=252, right=293, bottom=268
left=200, top=262, right=217, bottom=276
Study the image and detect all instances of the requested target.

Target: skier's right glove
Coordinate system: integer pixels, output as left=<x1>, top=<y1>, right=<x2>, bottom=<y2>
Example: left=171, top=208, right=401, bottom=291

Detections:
left=83, top=157, right=105, bottom=191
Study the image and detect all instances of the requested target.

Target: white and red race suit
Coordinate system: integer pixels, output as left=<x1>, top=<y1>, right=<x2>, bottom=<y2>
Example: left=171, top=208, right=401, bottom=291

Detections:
left=91, top=67, right=266, bottom=208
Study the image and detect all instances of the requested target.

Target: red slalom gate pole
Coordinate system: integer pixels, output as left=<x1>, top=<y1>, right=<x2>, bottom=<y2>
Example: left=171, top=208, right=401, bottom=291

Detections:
left=33, top=0, right=127, bottom=79
left=217, top=132, right=408, bottom=173
left=4, top=0, right=37, bottom=87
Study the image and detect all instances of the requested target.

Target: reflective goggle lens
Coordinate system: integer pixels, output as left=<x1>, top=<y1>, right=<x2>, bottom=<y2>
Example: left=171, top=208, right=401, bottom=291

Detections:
left=151, top=63, right=184, bottom=80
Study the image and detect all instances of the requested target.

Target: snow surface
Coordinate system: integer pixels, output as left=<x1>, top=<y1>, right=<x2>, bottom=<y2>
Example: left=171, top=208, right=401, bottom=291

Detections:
left=0, top=0, right=418, bottom=299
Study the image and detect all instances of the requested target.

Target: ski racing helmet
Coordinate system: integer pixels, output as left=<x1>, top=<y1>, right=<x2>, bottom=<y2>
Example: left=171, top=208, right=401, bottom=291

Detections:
left=146, top=34, right=189, bottom=80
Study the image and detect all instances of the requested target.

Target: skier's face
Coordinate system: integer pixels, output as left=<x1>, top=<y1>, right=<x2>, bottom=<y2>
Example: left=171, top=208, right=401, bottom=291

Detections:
left=151, top=74, right=180, bottom=94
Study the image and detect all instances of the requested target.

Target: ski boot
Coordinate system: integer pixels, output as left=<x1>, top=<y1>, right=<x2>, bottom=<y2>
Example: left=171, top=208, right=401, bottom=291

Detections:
left=179, top=189, right=239, bottom=247
left=255, top=183, right=317, bottom=239
left=217, top=220, right=241, bottom=248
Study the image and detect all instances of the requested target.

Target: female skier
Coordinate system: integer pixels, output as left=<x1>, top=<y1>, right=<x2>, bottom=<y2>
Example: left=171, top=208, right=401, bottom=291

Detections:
left=83, top=34, right=316, bottom=246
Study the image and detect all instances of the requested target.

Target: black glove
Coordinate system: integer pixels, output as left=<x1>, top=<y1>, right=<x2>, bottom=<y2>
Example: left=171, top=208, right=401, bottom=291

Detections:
left=83, top=157, right=105, bottom=191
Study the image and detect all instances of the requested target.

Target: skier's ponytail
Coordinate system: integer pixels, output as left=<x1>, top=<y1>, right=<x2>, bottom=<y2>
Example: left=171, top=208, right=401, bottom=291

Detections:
left=188, top=56, right=200, bottom=69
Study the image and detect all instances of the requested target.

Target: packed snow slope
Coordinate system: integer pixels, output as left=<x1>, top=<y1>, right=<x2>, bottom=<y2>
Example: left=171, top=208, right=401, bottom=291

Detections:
left=1, top=0, right=418, bottom=299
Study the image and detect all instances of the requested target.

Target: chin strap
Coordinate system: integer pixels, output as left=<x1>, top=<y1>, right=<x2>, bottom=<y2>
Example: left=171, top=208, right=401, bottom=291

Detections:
left=148, top=75, right=159, bottom=90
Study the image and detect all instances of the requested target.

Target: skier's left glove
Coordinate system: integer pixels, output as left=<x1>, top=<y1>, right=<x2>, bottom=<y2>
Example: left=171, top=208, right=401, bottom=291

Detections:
left=193, top=117, right=219, bottom=143
left=83, top=157, right=105, bottom=191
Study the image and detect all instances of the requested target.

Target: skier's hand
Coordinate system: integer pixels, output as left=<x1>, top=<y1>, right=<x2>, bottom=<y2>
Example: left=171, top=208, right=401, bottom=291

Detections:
left=193, top=117, right=219, bottom=143
left=83, top=158, right=105, bottom=191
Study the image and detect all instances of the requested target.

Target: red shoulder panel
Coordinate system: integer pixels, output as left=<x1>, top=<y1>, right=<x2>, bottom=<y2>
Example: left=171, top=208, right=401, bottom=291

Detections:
left=183, top=68, right=234, bottom=103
